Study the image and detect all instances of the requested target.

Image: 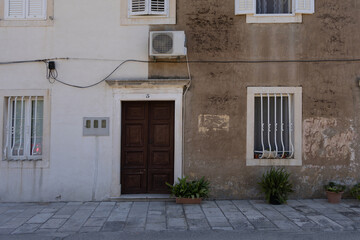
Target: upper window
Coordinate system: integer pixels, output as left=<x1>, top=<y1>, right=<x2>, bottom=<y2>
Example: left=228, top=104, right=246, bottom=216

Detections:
left=235, top=0, right=315, bottom=23
left=121, top=0, right=175, bottom=25
left=256, top=0, right=292, bottom=14
left=246, top=87, right=302, bottom=166
left=4, top=0, right=47, bottom=20
left=0, top=0, right=53, bottom=27
left=129, top=0, right=168, bottom=16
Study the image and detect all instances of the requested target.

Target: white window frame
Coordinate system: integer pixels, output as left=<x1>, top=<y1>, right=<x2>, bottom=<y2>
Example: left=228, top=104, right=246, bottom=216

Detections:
left=246, top=87, right=302, bottom=166
left=5, top=96, right=44, bottom=160
left=235, top=0, right=315, bottom=23
left=4, top=0, right=47, bottom=20
left=121, top=0, right=176, bottom=25
left=0, top=0, right=54, bottom=27
left=128, top=0, right=169, bottom=16
left=0, top=90, right=51, bottom=169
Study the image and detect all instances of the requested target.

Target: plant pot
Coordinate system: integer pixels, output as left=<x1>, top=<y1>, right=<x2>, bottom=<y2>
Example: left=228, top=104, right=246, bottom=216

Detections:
left=326, top=191, right=344, bottom=204
left=269, top=195, right=282, bottom=205
left=176, top=197, right=202, bottom=204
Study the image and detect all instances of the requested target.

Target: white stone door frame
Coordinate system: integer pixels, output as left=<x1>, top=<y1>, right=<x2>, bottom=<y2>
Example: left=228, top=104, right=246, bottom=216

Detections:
left=110, top=86, right=184, bottom=196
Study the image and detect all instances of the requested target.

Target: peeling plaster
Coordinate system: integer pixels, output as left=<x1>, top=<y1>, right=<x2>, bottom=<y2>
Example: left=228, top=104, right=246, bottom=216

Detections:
left=303, top=117, right=355, bottom=165
left=198, top=114, right=230, bottom=133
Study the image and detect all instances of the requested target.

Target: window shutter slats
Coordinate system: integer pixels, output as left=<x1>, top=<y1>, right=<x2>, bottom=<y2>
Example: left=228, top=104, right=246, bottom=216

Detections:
left=149, top=0, right=167, bottom=15
left=129, top=0, right=148, bottom=15
left=6, top=0, right=26, bottom=19
left=27, top=0, right=46, bottom=19
left=235, top=0, right=255, bottom=15
left=295, top=0, right=314, bottom=14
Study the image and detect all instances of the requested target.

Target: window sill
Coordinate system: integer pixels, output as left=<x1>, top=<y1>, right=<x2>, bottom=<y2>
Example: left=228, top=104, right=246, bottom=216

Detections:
left=1, top=158, right=49, bottom=169
left=246, top=158, right=302, bottom=166
left=0, top=19, right=54, bottom=27
left=246, top=13, right=302, bottom=23
left=120, top=16, right=176, bottom=25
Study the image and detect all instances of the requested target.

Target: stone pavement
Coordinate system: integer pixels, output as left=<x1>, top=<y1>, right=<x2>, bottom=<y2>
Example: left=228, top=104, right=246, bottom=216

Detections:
left=0, top=199, right=359, bottom=239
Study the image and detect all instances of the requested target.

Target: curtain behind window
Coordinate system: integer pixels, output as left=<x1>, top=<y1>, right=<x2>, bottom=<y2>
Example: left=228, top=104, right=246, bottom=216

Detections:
left=256, top=0, right=292, bottom=14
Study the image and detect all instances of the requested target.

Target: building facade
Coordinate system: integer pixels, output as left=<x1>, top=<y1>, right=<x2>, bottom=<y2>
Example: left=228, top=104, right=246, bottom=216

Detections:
left=0, top=0, right=359, bottom=201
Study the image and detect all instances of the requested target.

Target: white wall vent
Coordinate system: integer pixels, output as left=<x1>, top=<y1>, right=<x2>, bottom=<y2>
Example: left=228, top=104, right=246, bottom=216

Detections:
left=149, top=31, right=187, bottom=58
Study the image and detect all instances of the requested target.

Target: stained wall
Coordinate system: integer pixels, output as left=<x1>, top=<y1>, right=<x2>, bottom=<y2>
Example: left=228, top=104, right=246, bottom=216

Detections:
left=150, top=0, right=360, bottom=198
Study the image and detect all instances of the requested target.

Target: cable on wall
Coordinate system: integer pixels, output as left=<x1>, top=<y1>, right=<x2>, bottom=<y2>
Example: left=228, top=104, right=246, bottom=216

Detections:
left=44, top=59, right=149, bottom=89
left=1, top=56, right=360, bottom=89
left=1, top=57, right=360, bottom=65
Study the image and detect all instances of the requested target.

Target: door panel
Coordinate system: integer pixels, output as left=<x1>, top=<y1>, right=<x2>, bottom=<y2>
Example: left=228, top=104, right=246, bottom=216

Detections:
left=152, top=124, right=170, bottom=146
left=148, top=169, right=174, bottom=193
left=121, top=170, right=147, bottom=194
left=121, top=101, right=174, bottom=194
left=121, top=102, right=148, bottom=194
left=125, top=124, right=144, bottom=146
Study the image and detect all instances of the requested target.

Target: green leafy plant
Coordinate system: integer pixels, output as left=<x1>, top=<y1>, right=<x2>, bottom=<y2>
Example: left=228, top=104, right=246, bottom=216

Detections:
left=324, top=182, right=346, bottom=193
left=350, top=184, right=360, bottom=200
left=258, top=167, right=294, bottom=205
left=166, top=176, right=210, bottom=199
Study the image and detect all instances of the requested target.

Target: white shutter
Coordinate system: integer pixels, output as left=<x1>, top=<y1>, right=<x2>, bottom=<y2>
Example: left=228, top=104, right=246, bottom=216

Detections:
left=149, top=0, right=168, bottom=15
left=5, top=0, right=26, bottom=19
left=295, top=0, right=315, bottom=14
left=27, top=0, right=46, bottom=19
left=235, top=0, right=255, bottom=15
left=129, top=0, right=148, bottom=16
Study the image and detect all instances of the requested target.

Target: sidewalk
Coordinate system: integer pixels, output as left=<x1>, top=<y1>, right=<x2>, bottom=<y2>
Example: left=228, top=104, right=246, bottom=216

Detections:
left=0, top=199, right=359, bottom=239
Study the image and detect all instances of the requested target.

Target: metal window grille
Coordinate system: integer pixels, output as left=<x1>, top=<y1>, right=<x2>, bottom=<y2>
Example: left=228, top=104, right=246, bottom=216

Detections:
left=4, top=96, right=43, bottom=160
left=256, top=0, right=292, bottom=14
left=254, top=93, right=294, bottom=159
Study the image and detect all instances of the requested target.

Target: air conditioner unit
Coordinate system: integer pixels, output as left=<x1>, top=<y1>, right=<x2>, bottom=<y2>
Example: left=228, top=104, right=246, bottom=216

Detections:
left=149, top=31, right=187, bottom=58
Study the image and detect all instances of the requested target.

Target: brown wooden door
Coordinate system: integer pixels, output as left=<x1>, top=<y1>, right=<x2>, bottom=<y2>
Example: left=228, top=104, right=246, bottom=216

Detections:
left=121, top=101, right=174, bottom=194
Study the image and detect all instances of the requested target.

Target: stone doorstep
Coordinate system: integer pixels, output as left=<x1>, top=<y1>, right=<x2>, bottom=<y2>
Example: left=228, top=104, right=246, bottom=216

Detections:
left=110, top=194, right=175, bottom=202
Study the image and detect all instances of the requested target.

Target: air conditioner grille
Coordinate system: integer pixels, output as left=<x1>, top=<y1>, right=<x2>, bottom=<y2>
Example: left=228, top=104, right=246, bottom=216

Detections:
left=152, top=33, right=173, bottom=54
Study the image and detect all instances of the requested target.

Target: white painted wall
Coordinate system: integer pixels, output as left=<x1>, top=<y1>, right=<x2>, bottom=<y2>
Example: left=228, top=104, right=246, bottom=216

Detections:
left=0, top=0, right=151, bottom=201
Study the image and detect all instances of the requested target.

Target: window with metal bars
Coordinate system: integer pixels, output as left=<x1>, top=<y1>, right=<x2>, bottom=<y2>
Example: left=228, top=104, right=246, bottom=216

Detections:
left=4, top=96, right=43, bottom=160
left=129, top=0, right=168, bottom=16
left=254, top=94, right=294, bottom=159
left=246, top=87, right=302, bottom=166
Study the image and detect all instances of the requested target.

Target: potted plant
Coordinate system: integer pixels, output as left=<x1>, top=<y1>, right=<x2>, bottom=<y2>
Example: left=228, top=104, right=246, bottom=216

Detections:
left=324, top=182, right=346, bottom=204
left=166, top=176, right=210, bottom=204
left=258, top=167, right=294, bottom=205
left=350, top=183, right=360, bottom=201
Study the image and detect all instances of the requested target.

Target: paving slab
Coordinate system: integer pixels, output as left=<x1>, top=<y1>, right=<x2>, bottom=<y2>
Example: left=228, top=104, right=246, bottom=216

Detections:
left=12, top=223, right=40, bottom=234
left=58, top=209, right=94, bottom=232
left=101, top=221, right=125, bottom=232
left=0, top=199, right=358, bottom=237
left=167, top=217, right=187, bottom=230
left=84, top=217, right=107, bottom=227
left=40, top=218, right=67, bottom=229
left=79, top=226, right=101, bottom=233
left=90, top=202, right=115, bottom=218
left=27, top=213, right=53, bottom=224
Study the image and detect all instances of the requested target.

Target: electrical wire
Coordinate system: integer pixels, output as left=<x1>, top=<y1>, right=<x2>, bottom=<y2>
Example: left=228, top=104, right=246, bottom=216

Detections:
left=1, top=56, right=360, bottom=89
left=182, top=55, right=192, bottom=177
left=45, top=59, right=149, bottom=89
left=1, top=57, right=360, bottom=65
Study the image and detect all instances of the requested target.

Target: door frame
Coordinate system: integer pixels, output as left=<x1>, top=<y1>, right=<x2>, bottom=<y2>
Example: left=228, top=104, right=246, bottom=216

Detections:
left=110, top=87, right=184, bottom=196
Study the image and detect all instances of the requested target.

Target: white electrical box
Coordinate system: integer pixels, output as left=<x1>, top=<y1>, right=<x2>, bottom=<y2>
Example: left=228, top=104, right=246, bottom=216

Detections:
left=83, top=117, right=110, bottom=136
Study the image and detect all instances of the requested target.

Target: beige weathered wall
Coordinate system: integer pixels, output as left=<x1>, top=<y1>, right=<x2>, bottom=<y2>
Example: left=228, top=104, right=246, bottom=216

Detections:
left=150, top=0, right=360, bottom=198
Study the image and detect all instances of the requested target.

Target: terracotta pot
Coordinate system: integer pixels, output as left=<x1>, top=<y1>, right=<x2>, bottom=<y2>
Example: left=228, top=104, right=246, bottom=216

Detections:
left=176, top=197, right=202, bottom=204
left=326, top=191, right=344, bottom=204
